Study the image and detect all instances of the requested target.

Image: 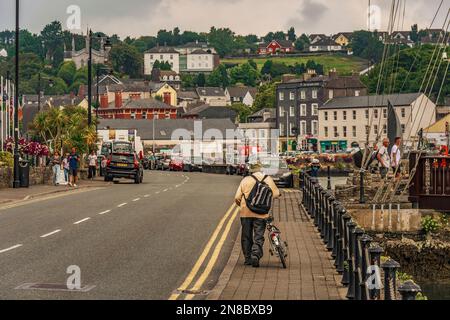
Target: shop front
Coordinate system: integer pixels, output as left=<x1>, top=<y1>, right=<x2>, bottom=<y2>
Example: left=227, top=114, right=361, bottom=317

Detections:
left=320, top=140, right=348, bottom=153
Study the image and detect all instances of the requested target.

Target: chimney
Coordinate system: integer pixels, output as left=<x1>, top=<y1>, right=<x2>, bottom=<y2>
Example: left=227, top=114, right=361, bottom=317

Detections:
left=100, top=94, right=109, bottom=108
left=329, top=68, right=338, bottom=79
left=115, top=91, right=123, bottom=108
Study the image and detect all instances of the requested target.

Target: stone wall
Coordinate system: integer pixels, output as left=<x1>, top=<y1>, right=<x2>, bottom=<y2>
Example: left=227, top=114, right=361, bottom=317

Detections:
left=0, top=166, right=53, bottom=189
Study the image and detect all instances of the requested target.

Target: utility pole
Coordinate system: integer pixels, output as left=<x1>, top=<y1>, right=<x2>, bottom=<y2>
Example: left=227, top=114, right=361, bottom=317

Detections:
left=13, top=0, right=20, bottom=188
left=88, top=29, right=93, bottom=126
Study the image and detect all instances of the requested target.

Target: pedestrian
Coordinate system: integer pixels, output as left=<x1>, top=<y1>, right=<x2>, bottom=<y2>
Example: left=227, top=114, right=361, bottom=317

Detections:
left=377, top=138, right=391, bottom=179
left=390, top=137, right=402, bottom=178
left=88, top=150, right=98, bottom=180
left=68, top=147, right=80, bottom=187
left=62, top=153, right=70, bottom=183
left=51, top=151, right=62, bottom=186
left=234, top=163, right=280, bottom=268
left=309, top=159, right=321, bottom=177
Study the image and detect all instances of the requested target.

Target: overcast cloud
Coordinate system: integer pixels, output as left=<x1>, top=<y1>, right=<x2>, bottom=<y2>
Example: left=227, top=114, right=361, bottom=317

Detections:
left=0, top=0, right=447, bottom=37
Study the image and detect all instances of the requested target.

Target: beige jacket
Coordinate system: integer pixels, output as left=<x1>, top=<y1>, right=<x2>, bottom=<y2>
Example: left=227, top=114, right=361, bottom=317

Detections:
left=234, top=172, right=281, bottom=219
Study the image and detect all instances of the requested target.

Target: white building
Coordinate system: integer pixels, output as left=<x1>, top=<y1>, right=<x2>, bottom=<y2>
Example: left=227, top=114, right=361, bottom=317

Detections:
left=225, top=87, right=258, bottom=107
left=144, top=46, right=180, bottom=75
left=196, top=87, right=230, bottom=107
left=318, top=93, right=436, bottom=152
left=185, top=50, right=215, bottom=73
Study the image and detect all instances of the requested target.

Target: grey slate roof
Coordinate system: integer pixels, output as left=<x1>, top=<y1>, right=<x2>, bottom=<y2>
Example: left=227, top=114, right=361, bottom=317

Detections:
left=226, top=86, right=256, bottom=99
left=105, top=98, right=174, bottom=110
left=98, top=118, right=239, bottom=141
left=146, top=46, right=179, bottom=54
left=321, top=93, right=422, bottom=110
left=196, top=87, right=226, bottom=97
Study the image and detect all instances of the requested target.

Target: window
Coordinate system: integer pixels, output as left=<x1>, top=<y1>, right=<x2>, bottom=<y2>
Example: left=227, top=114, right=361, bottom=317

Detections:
left=312, top=121, right=318, bottom=136
left=365, top=109, right=369, bottom=119
left=401, top=124, right=406, bottom=134
left=290, top=92, right=295, bottom=100
left=333, top=111, right=338, bottom=121
left=343, top=126, right=347, bottom=137
left=352, top=126, right=357, bottom=137
left=355, top=90, right=360, bottom=97
left=279, top=92, right=285, bottom=101
left=365, top=126, right=370, bottom=135
left=343, top=111, right=347, bottom=121
left=374, top=109, right=378, bottom=119
left=280, top=123, right=285, bottom=135
left=279, top=107, right=284, bottom=117
left=300, top=121, right=307, bottom=135
left=142, top=111, right=147, bottom=119
left=353, top=110, right=357, bottom=120
left=324, top=111, right=328, bottom=121
left=383, top=124, right=387, bottom=134
left=160, top=55, right=163, bottom=60
left=290, top=106, right=295, bottom=117
left=312, top=104, right=319, bottom=116
left=329, top=90, right=334, bottom=99
left=334, top=126, right=338, bottom=138
left=324, top=127, right=329, bottom=138
left=260, top=130, right=266, bottom=139
left=131, top=112, right=136, bottom=120
left=300, top=104, right=307, bottom=116
left=374, top=125, right=378, bottom=135
left=300, top=91, right=306, bottom=100
left=383, top=108, right=387, bottom=119
left=312, top=90, right=318, bottom=99
left=401, top=108, right=406, bottom=118
left=289, top=123, right=294, bottom=136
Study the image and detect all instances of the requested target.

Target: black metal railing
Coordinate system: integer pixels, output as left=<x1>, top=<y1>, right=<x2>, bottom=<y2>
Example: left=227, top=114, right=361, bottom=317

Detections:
left=300, top=172, right=422, bottom=300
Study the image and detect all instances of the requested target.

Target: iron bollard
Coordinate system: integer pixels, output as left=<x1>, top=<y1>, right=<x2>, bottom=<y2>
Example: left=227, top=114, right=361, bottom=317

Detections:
left=359, top=170, right=365, bottom=204
left=326, top=195, right=336, bottom=251
left=341, top=214, right=352, bottom=285
left=381, top=258, right=401, bottom=300
left=359, top=234, right=372, bottom=300
left=320, top=191, right=330, bottom=240
left=335, top=206, right=346, bottom=274
left=345, top=221, right=357, bottom=299
left=327, top=165, right=332, bottom=190
left=368, top=245, right=383, bottom=300
left=352, top=228, right=364, bottom=300
left=398, top=280, right=422, bottom=300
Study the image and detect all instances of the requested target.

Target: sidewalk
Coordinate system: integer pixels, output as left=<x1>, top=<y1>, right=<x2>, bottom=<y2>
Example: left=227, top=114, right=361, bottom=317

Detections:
left=0, top=178, right=110, bottom=206
left=210, top=190, right=346, bottom=300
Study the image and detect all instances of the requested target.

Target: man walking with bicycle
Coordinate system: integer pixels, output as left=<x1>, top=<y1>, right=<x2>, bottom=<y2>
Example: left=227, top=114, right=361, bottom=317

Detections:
left=235, top=163, right=280, bottom=268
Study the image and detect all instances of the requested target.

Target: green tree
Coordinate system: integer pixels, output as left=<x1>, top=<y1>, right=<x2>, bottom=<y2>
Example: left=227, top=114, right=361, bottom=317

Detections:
left=208, top=27, right=236, bottom=57
left=109, top=42, right=143, bottom=78
left=41, top=21, right=64, bottom=62
left=410, top=24, right=419, bottom=43
left=57, top=61, right=76, bottom=86
left=287, top=27, right=296, bottom=41
left=195, top=73, right=206, bottom=87
left=231, top=103, right=254, bottom=123
left=253, top=82, right=277, bottom=111
left=206, top=64, right=230, bottom=88
left=351, top=30, right=384, bottom=63
left=229, top=63, right=260, bottom=86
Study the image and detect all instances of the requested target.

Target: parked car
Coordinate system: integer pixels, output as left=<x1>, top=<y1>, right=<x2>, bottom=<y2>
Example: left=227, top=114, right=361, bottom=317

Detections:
left=157, top=155, right=171, bottom=171
left=260, top=158, right=293, bottom=188
left=236, top=161, right=251, bottom=176
left=169, top=157, right=184, bottom=171
left=183, top=157, right=203, bottom=172
left=104, top=152, right=144, bottom=184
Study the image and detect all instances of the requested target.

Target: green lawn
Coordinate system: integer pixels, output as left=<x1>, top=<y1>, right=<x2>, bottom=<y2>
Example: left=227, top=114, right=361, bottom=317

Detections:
left=221, top=54, right=369, bottom=75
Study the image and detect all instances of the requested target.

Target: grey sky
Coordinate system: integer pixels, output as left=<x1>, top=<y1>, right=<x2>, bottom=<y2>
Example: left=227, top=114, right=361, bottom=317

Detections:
left=0, top=0, right=448, bottom=38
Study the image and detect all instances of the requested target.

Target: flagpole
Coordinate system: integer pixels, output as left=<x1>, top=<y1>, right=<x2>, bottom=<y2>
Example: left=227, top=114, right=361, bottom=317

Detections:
left=6, top=75, right=10, bottom=139
left=11, top=83, right=15, bottom=138
left=0, top=76, right=3, bottom=151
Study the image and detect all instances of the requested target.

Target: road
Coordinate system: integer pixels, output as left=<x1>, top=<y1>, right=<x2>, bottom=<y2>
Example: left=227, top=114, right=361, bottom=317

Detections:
left=0, top=171, right=242, bottom=300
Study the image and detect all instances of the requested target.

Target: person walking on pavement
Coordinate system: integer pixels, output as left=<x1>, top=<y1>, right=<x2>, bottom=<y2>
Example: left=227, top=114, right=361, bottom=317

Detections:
left=234, top=163, right=280, bottom=268
left=51, top=151, right=62, bottom=186
left=68, top=147, right=80, bottom=187
left=88, top=150, right=98, bottom=180
left=62, top=153, right=70, bottom=183
left=377, top=138, right=391, bottom=179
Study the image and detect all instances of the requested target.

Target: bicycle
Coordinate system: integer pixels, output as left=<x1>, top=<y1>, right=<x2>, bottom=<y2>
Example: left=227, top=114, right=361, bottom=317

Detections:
left=266, top=216, right=288, bottom=269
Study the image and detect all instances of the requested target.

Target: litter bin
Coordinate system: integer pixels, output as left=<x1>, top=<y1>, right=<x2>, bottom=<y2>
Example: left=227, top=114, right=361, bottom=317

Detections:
left=19, top=160, right=30, bottom=188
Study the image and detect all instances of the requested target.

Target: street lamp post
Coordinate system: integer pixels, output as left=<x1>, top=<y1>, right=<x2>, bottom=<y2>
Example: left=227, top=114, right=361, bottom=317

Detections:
left=13, top=0, right=20, bottom=188
left=37, top=72, right=54, bottom=112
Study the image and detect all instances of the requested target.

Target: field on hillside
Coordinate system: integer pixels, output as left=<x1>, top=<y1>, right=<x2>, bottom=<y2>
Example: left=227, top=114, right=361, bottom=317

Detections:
left=221, top=54, right=368, bottom=75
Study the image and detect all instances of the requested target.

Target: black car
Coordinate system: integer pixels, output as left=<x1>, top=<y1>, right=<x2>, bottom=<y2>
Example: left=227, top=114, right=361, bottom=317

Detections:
left=105, top=152, right=144, bottom=184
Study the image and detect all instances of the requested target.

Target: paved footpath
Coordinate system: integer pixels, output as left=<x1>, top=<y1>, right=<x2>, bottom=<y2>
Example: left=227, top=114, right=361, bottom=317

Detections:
left=209, top=190, right=346, bottom=300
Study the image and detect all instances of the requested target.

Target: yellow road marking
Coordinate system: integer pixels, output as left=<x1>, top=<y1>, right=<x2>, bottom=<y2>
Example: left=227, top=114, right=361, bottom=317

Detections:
left=184, top=206, right=240, bottom=300
left=168, top=203, right=236, bottom=300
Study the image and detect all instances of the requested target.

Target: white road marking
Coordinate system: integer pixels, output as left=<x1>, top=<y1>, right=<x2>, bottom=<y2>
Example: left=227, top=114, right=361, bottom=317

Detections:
left=40, top=229, right=62, bottom=238
left=74, top=218, right=91, bottom=225
left=0, top=244, right=23, bottom=254
left=117, top=203, right=127, bottom=208
left=144, top=194, right=150, bottom=198
left=133, top=198, right=140, bottom=202
left=163, top=189, right=168, bottom=192
left=98, top=210, right=111, bottom=215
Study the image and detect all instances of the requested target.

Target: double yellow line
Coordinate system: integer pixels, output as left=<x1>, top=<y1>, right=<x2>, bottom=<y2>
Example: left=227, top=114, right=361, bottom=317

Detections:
left=169, top=203, right=240, bottom=300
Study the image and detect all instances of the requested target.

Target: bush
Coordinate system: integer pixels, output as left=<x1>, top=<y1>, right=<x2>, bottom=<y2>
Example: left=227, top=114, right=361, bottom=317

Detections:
left=421, top=216, right=441, bottom=234
left=0, top=151, right=13, bottom=167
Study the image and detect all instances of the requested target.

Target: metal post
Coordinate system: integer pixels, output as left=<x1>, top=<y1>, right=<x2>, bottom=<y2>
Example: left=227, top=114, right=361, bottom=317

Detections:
left=327, top=197, right=336, bottom=252
left=13, top=0, right=20, bottom=189
left=381, top=258, right=400, bottom=300
left=359, top=170, right=365, bottom=204
left=345, top=221, right=357, bottom=299
left=359, top=234, right=372, bottom=300
left=335, top=206, right=345, bottom=273
left=95, top=66, right=99, bottom=135
left=352, top=228, right=364, bottom=300
left=340, top=214, right=352, bottom=285
left=88, top=29, right=92, bottom=126
left=37, top=72, right=41, bottom=112
left=398, top=280, right=421, bottom=300
left=327, top=165, right=332, bottom=190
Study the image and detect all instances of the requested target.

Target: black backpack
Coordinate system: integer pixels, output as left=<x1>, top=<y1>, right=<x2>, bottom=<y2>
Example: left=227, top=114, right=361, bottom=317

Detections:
left=244, top=175, right=273, bottom=215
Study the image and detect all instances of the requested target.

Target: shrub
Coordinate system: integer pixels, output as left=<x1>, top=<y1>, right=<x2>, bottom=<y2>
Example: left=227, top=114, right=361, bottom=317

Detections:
left=421, top=216, right=441, bottom=234
left=0, top=151, right=13, bottom=167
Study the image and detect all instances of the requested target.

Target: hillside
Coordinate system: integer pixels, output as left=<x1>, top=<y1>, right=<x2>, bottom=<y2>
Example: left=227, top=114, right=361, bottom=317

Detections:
left=222, top=54, right=369, bottom=75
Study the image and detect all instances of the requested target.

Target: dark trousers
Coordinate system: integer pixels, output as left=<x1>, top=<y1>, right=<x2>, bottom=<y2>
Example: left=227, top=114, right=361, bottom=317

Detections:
left=241, top=218, right=267, bottom=261
left=88, top=166, right=96, bottom=179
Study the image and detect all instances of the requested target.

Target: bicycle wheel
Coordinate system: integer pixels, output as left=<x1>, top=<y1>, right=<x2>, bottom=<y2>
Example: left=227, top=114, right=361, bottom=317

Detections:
left=276, top=246, right=287, bottom=269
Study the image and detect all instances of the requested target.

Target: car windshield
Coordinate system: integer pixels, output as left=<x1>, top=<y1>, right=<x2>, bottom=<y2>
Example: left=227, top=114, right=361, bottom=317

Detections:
left=113, top=142, right=133, bottom=154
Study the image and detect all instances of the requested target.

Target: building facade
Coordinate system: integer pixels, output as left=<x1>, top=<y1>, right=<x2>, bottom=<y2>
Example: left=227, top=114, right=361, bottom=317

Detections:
left=318, top=93, right=436, bottom=151
left=144, top=46, right=180, bottom=74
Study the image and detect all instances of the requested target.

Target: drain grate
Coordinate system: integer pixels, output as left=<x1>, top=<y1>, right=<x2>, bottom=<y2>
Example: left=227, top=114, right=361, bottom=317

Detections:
left=176, top=289, right=209, bottom=295
left=15, top=283, right=95, bottom=292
